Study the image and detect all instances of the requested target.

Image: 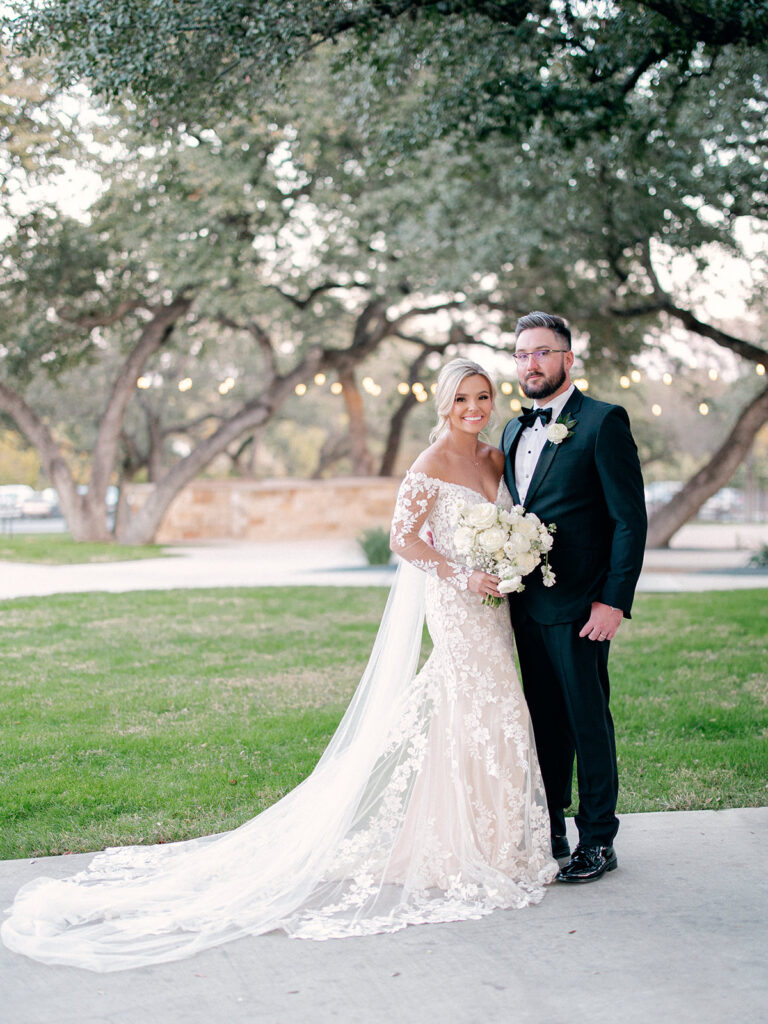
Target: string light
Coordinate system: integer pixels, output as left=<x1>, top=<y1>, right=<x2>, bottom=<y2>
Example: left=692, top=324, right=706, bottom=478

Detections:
left=651, top=404, right=662, bottom=416
left=500, top=381, right=514, bottom=395
left=397, top=382, right=410, bottom=395
left=619, top=376, right=631, bottom=389
left=630, top=370, right=642, bottom=383
left=662, top=373, right=673, bottom=385
left=698, top=402, right=709, bottom=415
left=430, top=383, right=437, bottom=395
left=314, top=373, right=326, bottom=386
left=573, top=378, right=589, bottom=391
left=708, top=369, right=719, bottom=381
left=510, top=398, right=522, bottom=412
left=757, top=364, right=766, bottom=376
left=136, top=376, right=151, bottom=389
left=412, top=382, right=425, bottom=396
left=362, top=376, right=382, bottom=396
left=415, top=391, right=428, bottom=403
left=330, top=381, right=343, bottom=395
left=218, top=377, right=235, bottom=395
left=294, top=383, right=307, bottom=396
left=178, top=378, right=192, bottom=392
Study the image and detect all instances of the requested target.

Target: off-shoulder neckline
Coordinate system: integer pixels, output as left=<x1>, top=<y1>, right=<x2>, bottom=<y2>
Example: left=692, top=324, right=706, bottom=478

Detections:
left=404, top=468, right=505, bottom=504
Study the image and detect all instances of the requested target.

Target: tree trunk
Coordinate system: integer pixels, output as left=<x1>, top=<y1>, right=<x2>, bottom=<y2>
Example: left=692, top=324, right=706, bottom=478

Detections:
left=379, top=393, right=417, bottom=476
left=338, top=369, right=374, bottom=475
left=88, top=295, right=193, bottom=514
left=646, top=383, right=768, bottom=547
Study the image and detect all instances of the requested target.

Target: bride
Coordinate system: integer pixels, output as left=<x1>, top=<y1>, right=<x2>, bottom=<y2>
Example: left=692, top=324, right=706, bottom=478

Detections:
left=1, top=358, right=557, bottom=972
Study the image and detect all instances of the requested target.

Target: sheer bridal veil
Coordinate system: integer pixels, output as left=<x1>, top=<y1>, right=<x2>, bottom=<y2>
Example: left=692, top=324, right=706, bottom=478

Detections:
left=1, top=561, right=431, bottom=972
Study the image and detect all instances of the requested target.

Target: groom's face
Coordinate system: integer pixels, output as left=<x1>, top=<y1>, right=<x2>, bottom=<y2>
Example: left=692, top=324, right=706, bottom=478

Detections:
left=515, top=327, right=574, bottom=401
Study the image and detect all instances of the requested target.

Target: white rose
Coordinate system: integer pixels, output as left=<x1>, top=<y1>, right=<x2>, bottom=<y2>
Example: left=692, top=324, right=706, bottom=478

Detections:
left=454, top=525, right=475, bottom=555
left=504, top=533, right=531, bottom=556
left=516, top=517, right=539, bottom=539
left=513, top=551, right=538, bottom=576
left=478, top=526, right=507, bottom=552
left=547, top=422, right=569, bottom=444
left=537, top=531, right=554, bottom=553
left=498, top=575, right=523, bottom=594
left=465, top=503, right=498, bottom=530
left=498, top=509, right=516, bottom=526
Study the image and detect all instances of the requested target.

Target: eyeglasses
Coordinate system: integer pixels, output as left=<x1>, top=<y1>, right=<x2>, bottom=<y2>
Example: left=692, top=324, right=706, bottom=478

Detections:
left=512, top=348, right=569, bottom=365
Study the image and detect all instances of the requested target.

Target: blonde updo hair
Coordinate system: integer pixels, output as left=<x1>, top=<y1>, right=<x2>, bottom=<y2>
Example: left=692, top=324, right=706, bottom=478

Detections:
left=429, top=358, right=496, bottom=443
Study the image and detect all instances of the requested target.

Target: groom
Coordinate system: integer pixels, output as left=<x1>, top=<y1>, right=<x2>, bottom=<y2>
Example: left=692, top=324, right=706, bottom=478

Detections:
left=500, top=311, right=647, bottom=883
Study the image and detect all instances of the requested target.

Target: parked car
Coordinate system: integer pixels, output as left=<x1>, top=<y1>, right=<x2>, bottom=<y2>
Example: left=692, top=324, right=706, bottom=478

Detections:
left=699, top=487, right=745, bottom=521
left=20, top=490, right=58, bottom=518
left=644, top=480, right=683, bottom=513
left=0, top=484, right=35, bottom=513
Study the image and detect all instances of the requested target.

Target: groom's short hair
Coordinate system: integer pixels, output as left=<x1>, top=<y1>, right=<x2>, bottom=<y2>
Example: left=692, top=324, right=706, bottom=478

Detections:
left=515, top=311, right=571, bottom=349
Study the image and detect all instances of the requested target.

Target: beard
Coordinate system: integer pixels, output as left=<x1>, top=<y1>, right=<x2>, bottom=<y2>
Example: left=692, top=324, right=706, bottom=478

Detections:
left=521, top=363, right=567, bottom=400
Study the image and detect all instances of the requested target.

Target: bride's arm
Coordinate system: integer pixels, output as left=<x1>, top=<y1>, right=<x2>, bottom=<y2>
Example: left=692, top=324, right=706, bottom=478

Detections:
left=389, top=471, right=472, bottom=589
left=389, top=471, right=500, bottom=600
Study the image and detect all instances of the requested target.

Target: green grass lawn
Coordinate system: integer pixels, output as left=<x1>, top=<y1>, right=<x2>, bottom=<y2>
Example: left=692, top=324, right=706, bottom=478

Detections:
left=1, top=586, right=766, bottom=859
left=0, top=534, right=167, bottom=564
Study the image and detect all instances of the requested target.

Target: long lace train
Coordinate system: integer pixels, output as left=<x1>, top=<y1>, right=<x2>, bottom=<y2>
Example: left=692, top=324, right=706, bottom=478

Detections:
left=1, top=474, right=557, bottom=972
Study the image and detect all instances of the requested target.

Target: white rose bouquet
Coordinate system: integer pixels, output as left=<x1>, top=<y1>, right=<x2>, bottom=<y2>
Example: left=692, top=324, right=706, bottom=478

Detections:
left=454, top=501, right=557, bottom=607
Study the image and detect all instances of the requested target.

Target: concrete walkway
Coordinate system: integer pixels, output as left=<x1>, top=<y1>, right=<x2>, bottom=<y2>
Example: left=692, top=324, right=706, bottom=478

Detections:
left=0, top=521, right=767, bottom=600
left=1, top=522, right=766, bottom=1022
left=2, top=809, right=766, bottom=1024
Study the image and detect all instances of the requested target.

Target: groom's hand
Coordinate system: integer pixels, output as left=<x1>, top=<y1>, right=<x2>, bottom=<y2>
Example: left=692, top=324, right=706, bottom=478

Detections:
left=579, top=602, right=623, bottom=642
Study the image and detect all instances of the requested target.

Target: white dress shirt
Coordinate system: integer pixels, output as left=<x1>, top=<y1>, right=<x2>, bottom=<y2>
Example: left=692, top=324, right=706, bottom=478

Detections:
left=514, top=384, right=575, bottom=505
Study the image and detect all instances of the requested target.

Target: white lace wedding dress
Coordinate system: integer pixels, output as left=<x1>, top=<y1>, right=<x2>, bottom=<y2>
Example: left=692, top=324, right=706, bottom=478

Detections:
left=1, top=471, right=557, bottom=972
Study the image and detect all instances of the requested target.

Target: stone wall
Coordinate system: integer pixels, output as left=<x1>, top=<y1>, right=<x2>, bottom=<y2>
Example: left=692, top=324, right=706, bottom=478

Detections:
left=127, top=478, right=403, bottom=543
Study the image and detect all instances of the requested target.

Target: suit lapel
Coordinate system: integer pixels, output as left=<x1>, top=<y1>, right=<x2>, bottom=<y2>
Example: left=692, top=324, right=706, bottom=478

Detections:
left=524, top=389, right=583, bottom=506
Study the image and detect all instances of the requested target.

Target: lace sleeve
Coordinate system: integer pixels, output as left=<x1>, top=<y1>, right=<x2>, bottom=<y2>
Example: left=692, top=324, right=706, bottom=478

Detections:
left=389, top=471, right=472, bottom=590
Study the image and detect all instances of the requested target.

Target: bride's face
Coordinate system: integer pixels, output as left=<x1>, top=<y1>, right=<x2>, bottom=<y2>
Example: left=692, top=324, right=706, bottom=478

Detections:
left=448, top=375, right=493, bottom=436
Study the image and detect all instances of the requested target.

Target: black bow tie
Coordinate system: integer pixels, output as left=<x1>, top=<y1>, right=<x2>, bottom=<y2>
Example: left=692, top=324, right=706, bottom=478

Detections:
left=519, top=406, right=552, bottom=428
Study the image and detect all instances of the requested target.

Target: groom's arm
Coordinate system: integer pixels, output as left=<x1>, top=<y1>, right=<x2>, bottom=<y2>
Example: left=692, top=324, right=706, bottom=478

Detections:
left=594, top=406, right=647, bottom=616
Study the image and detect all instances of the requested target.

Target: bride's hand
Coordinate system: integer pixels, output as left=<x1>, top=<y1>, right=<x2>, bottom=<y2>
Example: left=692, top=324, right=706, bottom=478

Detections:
left=467, top=570, right=501, bottom=599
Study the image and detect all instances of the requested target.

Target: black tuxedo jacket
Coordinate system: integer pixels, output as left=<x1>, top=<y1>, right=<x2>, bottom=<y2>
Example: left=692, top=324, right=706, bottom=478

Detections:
left=500, top=389, right=647, bottom=625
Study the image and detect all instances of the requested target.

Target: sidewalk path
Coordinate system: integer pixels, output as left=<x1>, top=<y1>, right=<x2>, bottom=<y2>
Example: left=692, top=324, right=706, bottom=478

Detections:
left=1, top=521, right=767, bottom=600
left=2, top=808, right=766, bottom=1024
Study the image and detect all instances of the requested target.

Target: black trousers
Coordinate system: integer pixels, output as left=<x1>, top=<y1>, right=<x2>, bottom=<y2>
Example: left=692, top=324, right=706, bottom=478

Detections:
left=512, top=608, right=619, bottom=847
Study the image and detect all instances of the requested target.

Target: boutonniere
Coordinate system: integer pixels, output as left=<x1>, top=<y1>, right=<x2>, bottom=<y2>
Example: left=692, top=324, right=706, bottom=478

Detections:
left=547, top=413, right=577, bottom=445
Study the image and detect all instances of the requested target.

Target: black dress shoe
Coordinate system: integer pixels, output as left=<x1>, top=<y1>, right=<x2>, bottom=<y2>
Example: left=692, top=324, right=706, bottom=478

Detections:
left=551, top=834, right=570, bottom=860
left=556, top=844, right=617, bottom=883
